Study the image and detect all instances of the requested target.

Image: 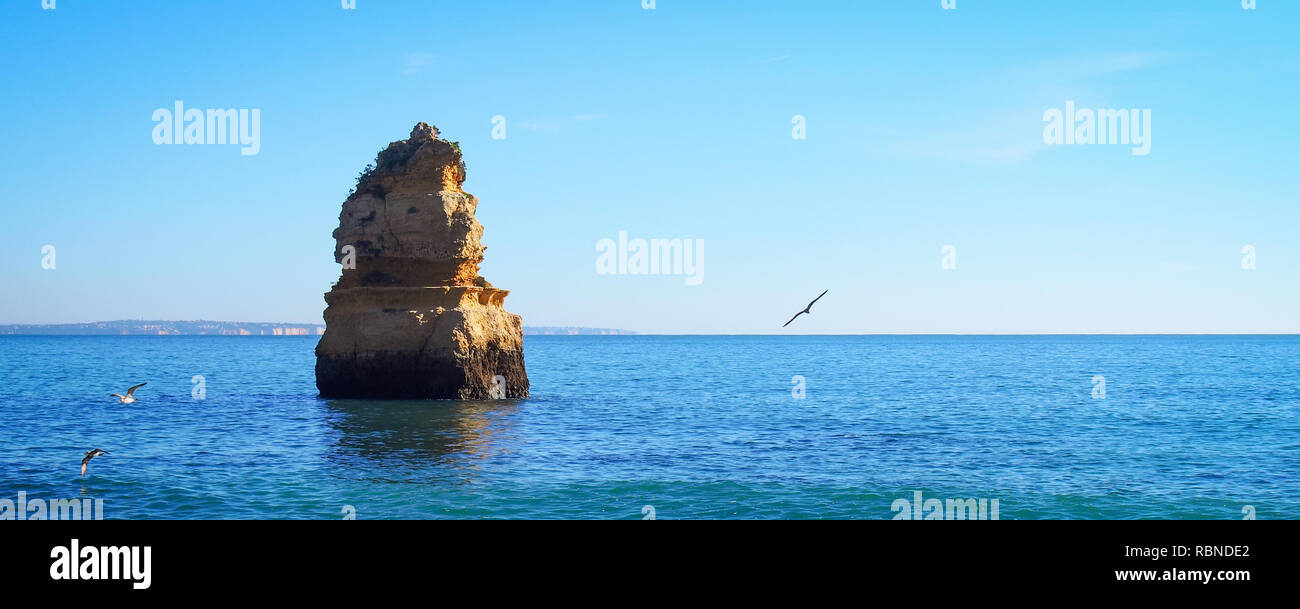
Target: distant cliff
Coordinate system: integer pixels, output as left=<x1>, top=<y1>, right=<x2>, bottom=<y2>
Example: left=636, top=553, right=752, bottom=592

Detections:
left=523, top=327, right=636, bottom=335
left=0, top=320, right=324, bottom=336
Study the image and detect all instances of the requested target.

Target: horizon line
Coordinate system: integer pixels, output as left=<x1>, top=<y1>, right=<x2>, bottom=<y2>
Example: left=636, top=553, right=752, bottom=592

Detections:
left=2, top=320, right=1298, bottom=337
left=4, top=332, right=1300, bottom=337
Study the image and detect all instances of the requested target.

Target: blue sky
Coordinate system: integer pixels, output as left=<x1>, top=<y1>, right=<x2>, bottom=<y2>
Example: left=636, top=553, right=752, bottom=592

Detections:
left=1, top=0, right=1297, bottom=333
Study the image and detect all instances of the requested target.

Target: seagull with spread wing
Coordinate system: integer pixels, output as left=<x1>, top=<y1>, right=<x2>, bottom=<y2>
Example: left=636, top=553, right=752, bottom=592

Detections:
left=110, top=382, right=147, bottom=404
left=783, top=290, right=828, bottom=327
left=81, top=449, right=108, bottom=478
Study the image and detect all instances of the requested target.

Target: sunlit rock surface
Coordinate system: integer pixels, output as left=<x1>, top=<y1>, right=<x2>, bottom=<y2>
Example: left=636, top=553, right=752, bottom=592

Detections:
left=315, top=123, right=529, bottom=399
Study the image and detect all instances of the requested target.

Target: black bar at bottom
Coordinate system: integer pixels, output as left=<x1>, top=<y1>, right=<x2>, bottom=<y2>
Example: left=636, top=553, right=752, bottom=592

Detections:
left=0, top=521, right=1281, bottom=595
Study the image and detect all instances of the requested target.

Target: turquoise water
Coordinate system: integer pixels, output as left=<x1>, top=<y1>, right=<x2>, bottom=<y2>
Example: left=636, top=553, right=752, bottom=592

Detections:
left=0, top=335, right=1296, bottom=519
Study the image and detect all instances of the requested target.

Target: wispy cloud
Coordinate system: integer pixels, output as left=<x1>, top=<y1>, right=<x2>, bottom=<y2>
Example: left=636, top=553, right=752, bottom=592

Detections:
left=401, top=53, right=439, bottom=75
left=884, top=51, right=1179, bottom=164
left=877, top=110, right=1051, bottom=165
left=517, top=114, right=608, bottom=132
left=1013, top=51, right=1177, bottom=80
left=887, top=135, right=1048, bottom=165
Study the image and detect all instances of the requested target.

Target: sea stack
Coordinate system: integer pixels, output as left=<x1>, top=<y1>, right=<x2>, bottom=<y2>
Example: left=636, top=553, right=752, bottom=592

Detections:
left=315, top=123, right=529, bottom=399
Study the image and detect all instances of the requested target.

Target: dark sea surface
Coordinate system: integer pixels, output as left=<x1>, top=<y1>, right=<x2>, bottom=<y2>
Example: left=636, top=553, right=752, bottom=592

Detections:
left=0, top=335, right=1295, bottom=519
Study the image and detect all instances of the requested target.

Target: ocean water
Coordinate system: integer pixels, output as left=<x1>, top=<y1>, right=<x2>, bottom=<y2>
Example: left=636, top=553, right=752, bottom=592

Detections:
left=0, top=335, right=1296, bottom=520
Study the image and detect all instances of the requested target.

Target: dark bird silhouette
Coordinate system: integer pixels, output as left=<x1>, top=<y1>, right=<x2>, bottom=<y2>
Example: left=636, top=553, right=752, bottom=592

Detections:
left=110, top=382, right=146, bottom=404
left=81, top=449, right=108, bottom=478
left=783, top=290, right=828, bottom=327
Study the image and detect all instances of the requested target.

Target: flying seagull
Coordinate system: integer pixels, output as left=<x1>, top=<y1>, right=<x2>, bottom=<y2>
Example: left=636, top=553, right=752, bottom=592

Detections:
left=81, top=449, right=108, bottom=478
left=110, top=382, right=147, bottom=404
left=783, top=290, right=829, bottom=327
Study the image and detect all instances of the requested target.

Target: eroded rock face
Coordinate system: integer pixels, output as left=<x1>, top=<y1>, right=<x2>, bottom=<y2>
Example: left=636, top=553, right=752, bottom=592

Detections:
left=315, top=123, right=529, bottom=399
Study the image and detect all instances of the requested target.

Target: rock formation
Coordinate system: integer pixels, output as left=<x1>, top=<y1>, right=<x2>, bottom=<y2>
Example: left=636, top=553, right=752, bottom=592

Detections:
left=315, top=123, right=529, bottom=399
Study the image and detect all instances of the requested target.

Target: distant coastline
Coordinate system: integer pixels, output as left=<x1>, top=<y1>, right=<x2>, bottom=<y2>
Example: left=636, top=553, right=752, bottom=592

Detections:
left=0, top=320, right=323, bottom=336
left=522, top=326, right=636, bottom=336
left=0, top=321, right=635, bottom=336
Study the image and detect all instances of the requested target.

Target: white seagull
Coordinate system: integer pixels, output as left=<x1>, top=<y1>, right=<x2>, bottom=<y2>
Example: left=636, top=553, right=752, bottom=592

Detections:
left=110, top=382, right=147, bottom=404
